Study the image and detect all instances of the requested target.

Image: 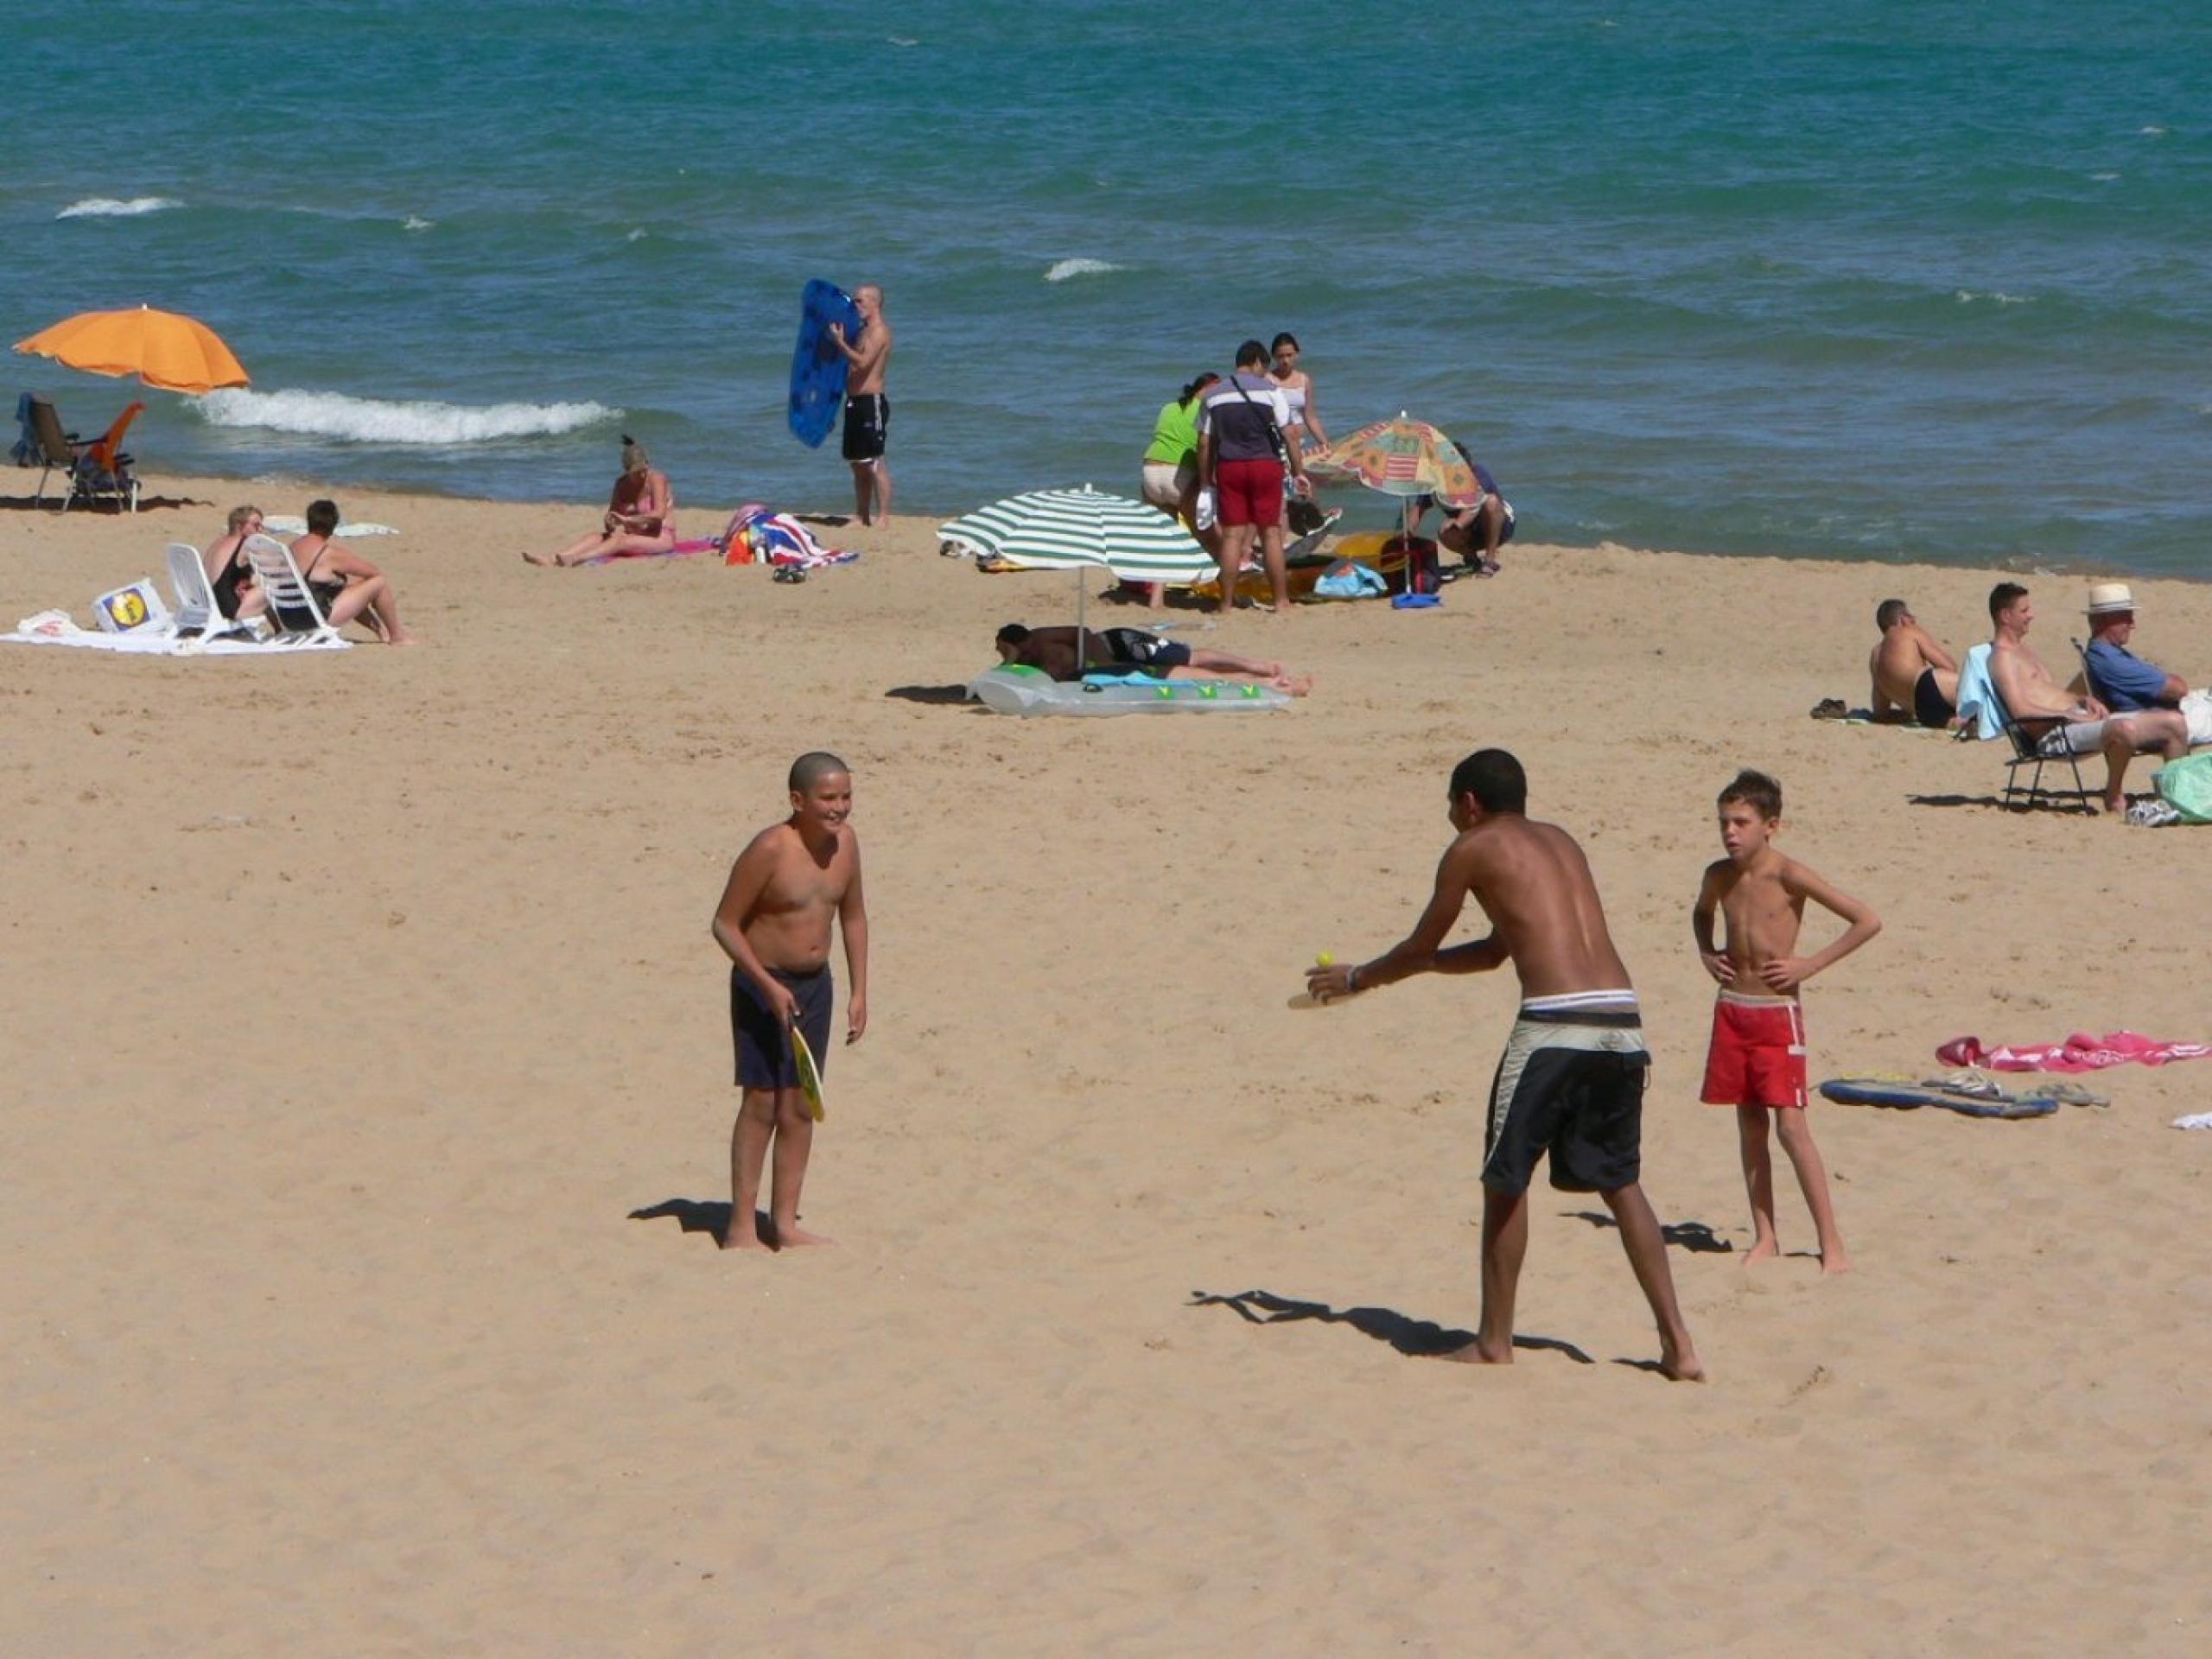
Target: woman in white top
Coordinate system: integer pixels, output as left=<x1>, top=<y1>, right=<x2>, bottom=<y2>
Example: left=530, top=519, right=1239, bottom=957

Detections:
left=1268, top=332, right=1330, bottom=458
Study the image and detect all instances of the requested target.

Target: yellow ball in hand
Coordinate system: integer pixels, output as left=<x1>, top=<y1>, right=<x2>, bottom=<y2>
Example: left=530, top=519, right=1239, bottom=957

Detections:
left=1316, top=951, right=1335, bottom=967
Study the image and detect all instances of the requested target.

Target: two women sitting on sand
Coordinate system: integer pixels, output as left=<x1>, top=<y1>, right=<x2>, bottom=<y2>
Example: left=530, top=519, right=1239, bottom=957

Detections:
left=524, top=437, right=676, bottom=567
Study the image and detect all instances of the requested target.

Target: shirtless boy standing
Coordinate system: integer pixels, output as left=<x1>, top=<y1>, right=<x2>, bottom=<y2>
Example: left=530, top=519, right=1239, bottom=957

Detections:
left=1306, top=749, right=1703, bottom=1381
left=1693, top=770, right=1878, bottom=1274
left=710, top=753, right=870, bottom=1251
left=830, top=284, right=893, bottom=526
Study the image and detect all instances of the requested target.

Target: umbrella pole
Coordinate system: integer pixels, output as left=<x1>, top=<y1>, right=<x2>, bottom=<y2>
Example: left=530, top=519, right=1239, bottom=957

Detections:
left=1073, top=567, right=1086, bottom=677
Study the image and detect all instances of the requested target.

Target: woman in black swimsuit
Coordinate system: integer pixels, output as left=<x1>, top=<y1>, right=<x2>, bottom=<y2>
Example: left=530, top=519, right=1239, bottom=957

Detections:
left=200, top=504, right=270, bottom=621
left=283, top=498, right=416, bottom=645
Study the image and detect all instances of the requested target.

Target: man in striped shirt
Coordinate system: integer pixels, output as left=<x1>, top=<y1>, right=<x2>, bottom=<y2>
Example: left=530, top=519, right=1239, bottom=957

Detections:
left=1196, top=340, right=1313, bottom=615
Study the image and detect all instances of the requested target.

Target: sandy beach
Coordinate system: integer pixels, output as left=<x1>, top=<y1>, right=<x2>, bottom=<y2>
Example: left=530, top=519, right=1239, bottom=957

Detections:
left=4, top=475, right=2209, bottom=1656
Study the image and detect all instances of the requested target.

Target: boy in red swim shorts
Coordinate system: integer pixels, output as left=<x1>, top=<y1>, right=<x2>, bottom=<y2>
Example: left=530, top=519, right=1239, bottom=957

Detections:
left=1692, top=770, right=1881, bottom=1274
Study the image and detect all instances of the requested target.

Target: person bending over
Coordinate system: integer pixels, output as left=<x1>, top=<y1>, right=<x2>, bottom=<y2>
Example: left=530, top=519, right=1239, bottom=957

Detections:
left=1305, top=750, right=1702, bottom=1381
left=995, top=623, right=1314, bottom=696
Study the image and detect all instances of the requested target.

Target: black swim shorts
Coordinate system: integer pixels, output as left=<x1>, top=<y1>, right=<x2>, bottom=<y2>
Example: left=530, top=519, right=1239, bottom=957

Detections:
left=1101, top=627, right=1192, bottom=672
left=1913, top=666, right=1956, bottom=728
left=842, top=392, right=889, bottom=462
left=1481, top=996, right=1649, bottom=1195
left=731, top=964, right=835, bottom=1091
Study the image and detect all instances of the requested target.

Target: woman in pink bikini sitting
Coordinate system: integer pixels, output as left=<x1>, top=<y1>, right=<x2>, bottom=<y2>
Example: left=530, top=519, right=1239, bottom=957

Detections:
left=524, top=436, right=677, bottom=567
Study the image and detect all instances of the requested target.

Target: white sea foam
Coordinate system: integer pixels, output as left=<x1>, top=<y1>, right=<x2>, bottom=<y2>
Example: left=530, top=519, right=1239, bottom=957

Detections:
left=2090, top=171, right=2120, bottom=182
left=57, top=196, right=181, bottom=219
left=1954, top=289, right=2031, bottom=306
left=887, top=35, right=917, bottom=46
left=2140, top=124, right=2167, bottom=136
left=194, top=388, right=618, bottom=445
left=403, top=215, right=435, bottom=232
left=1045, top=257, right=1122, bottom=283
left=626, top=227, right=647, bottom=242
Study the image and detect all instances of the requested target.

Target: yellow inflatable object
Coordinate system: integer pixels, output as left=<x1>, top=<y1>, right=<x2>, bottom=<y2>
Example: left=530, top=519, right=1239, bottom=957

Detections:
left=1188, top=533, right=1408, bottom=603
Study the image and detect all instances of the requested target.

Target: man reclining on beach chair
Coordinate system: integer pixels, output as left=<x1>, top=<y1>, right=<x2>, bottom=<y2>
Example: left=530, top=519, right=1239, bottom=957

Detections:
left=995, top=623, right=1314, bottom=696
left=2078, top=582, right=2212, bottom=747
left=1986, top=582, right=2183, bottom=813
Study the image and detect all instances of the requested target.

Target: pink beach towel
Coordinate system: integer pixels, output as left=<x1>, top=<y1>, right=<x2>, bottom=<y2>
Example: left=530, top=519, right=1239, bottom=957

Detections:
left=1936, top=1031, right=2212, bottom=1072
left=582, top=537, right=715, bottom=566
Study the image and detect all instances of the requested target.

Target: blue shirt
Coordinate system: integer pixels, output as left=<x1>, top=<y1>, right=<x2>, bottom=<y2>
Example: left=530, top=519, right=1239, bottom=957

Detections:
left=2085, top=639, right=2174, bottom=711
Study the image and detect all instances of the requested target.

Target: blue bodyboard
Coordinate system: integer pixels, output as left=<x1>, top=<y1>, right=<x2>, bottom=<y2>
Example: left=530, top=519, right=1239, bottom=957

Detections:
left=788, top=280, right=865, bottom=449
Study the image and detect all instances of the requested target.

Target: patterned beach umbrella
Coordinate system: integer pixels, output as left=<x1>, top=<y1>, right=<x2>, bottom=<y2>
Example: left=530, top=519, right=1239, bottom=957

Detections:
left=938, top=485, right=1215, bottom=585
left=1308, top=413, right=1483, bottom=506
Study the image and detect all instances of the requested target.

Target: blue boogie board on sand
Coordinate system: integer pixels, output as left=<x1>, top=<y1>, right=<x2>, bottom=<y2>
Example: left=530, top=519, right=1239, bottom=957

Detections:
left=788, top=280, right=865, bottom=448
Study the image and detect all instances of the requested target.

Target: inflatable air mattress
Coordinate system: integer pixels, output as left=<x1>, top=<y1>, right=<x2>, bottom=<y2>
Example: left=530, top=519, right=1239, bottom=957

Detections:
left=968, top=664, right=1291, bottom=717
left=788, top=280, right=865, bottom=448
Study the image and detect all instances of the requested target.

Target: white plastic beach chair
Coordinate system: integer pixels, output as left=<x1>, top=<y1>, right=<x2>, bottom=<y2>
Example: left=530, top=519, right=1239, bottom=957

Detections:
left=164, top=543, right=252, bottom=642
left=239, top=533, right=341, bottom=645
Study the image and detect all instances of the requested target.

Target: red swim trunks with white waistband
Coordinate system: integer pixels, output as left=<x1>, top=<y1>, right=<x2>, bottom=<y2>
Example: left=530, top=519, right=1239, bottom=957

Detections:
left=1700, top=991, right=1808, bottom=1109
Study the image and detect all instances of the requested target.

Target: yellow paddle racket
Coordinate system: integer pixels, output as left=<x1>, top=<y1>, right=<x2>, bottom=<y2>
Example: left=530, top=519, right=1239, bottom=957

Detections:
left=790, top=1023, right=827, bottom=1122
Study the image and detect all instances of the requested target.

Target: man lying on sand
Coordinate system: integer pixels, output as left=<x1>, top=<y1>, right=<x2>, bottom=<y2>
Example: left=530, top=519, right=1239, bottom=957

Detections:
left=1305, top=749, right=1703, bottom=1382
left=1869, top=598, right=1960, bottom=727
left=995, top=623, right=1315, bottom=696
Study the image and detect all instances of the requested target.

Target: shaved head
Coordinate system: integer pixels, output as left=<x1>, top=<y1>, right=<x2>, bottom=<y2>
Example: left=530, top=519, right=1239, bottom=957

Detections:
left=788, top=752, right=850, bottom=794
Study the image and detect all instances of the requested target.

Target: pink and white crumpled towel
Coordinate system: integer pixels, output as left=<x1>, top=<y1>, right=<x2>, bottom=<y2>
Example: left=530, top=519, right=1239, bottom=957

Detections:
left=1936, top=1031, right=2212, bottom=1072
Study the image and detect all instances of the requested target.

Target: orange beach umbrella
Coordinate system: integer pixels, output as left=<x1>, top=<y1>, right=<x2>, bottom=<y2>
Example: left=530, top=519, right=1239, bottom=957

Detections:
left=14, top=304, right=250, bottom=394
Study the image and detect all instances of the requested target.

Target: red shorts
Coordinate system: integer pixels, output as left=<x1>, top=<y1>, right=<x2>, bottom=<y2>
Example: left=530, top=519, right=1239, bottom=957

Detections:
left=1700, top=994, right=1808, bottom=1109
left=1215, top=458, right=1284, bottom=528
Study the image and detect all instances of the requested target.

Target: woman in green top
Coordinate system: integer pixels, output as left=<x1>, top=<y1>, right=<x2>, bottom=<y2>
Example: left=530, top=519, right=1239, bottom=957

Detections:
left=1129, top=372, right=1219, bottom=608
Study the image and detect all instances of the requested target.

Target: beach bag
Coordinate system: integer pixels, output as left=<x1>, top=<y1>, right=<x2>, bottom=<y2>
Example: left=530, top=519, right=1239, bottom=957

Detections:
left=1313, top=558, right=1387, bottom=600
left=92, top=578, right=168, bottom=633
left=2154, top=752, right=2212, bottom=824
left=1382, top=534, right=1440, bottom=596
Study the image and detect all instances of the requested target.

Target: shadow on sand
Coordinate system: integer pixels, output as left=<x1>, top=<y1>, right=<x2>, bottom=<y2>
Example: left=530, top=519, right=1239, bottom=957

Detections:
left=0, top=490, right=211, bottom=515
left=1188, top=1287, right=1593, bottom=1364
left=883, top=683, right=976, bottom=706
left=1907, top=791, right=2095, bottom=816
left=1562, top=1211, right=1737, bottom=1253
left=630, top=1197, right=759, bottom=1248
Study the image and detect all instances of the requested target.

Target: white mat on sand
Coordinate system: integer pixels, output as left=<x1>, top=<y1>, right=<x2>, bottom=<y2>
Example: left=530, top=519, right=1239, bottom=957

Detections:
left=3, top=626, right=348, bottom=657
left=261, top=516, right=400, bottom=537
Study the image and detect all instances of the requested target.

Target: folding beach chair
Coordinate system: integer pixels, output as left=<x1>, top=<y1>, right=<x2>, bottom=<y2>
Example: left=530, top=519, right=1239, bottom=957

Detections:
left=1990, top=678, right=2095, bottom=813
left=240, top=533, right=342, bottom=645
left=164, top=543, right=254, bottom=642
left=21, top=395, right=79, bottom=507
left=66, top=400, right=144, bottom=512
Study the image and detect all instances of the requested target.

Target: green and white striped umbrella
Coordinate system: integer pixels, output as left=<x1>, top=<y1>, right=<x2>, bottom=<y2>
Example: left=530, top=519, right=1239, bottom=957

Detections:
left=938, top=485, right=1214, bottom=584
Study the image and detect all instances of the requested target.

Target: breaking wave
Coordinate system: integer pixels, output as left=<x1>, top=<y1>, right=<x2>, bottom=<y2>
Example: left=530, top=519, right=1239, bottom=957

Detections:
left=1044, top=257, right=1122, bottom=283
left=57, top=196, right=181, bottom=219
left=193, top=388, right=619, bottom=445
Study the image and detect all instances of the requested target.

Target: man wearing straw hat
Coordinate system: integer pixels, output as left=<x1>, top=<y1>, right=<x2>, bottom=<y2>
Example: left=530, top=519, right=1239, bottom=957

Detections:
left=2082, top=582, right=2212, bottom=745
left=1986, top=582, right=2188, bottom=812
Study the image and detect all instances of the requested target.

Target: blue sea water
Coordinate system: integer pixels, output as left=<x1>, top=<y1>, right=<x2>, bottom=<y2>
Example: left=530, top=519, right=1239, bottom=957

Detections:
left=6, top=0, right=2207, bottom=575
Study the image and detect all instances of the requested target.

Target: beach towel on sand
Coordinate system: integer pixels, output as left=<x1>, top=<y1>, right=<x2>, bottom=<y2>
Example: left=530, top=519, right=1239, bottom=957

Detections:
left=722, top=505, right=858, bottom=571
left=1936, top=1032, right=2212, bottom=1072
